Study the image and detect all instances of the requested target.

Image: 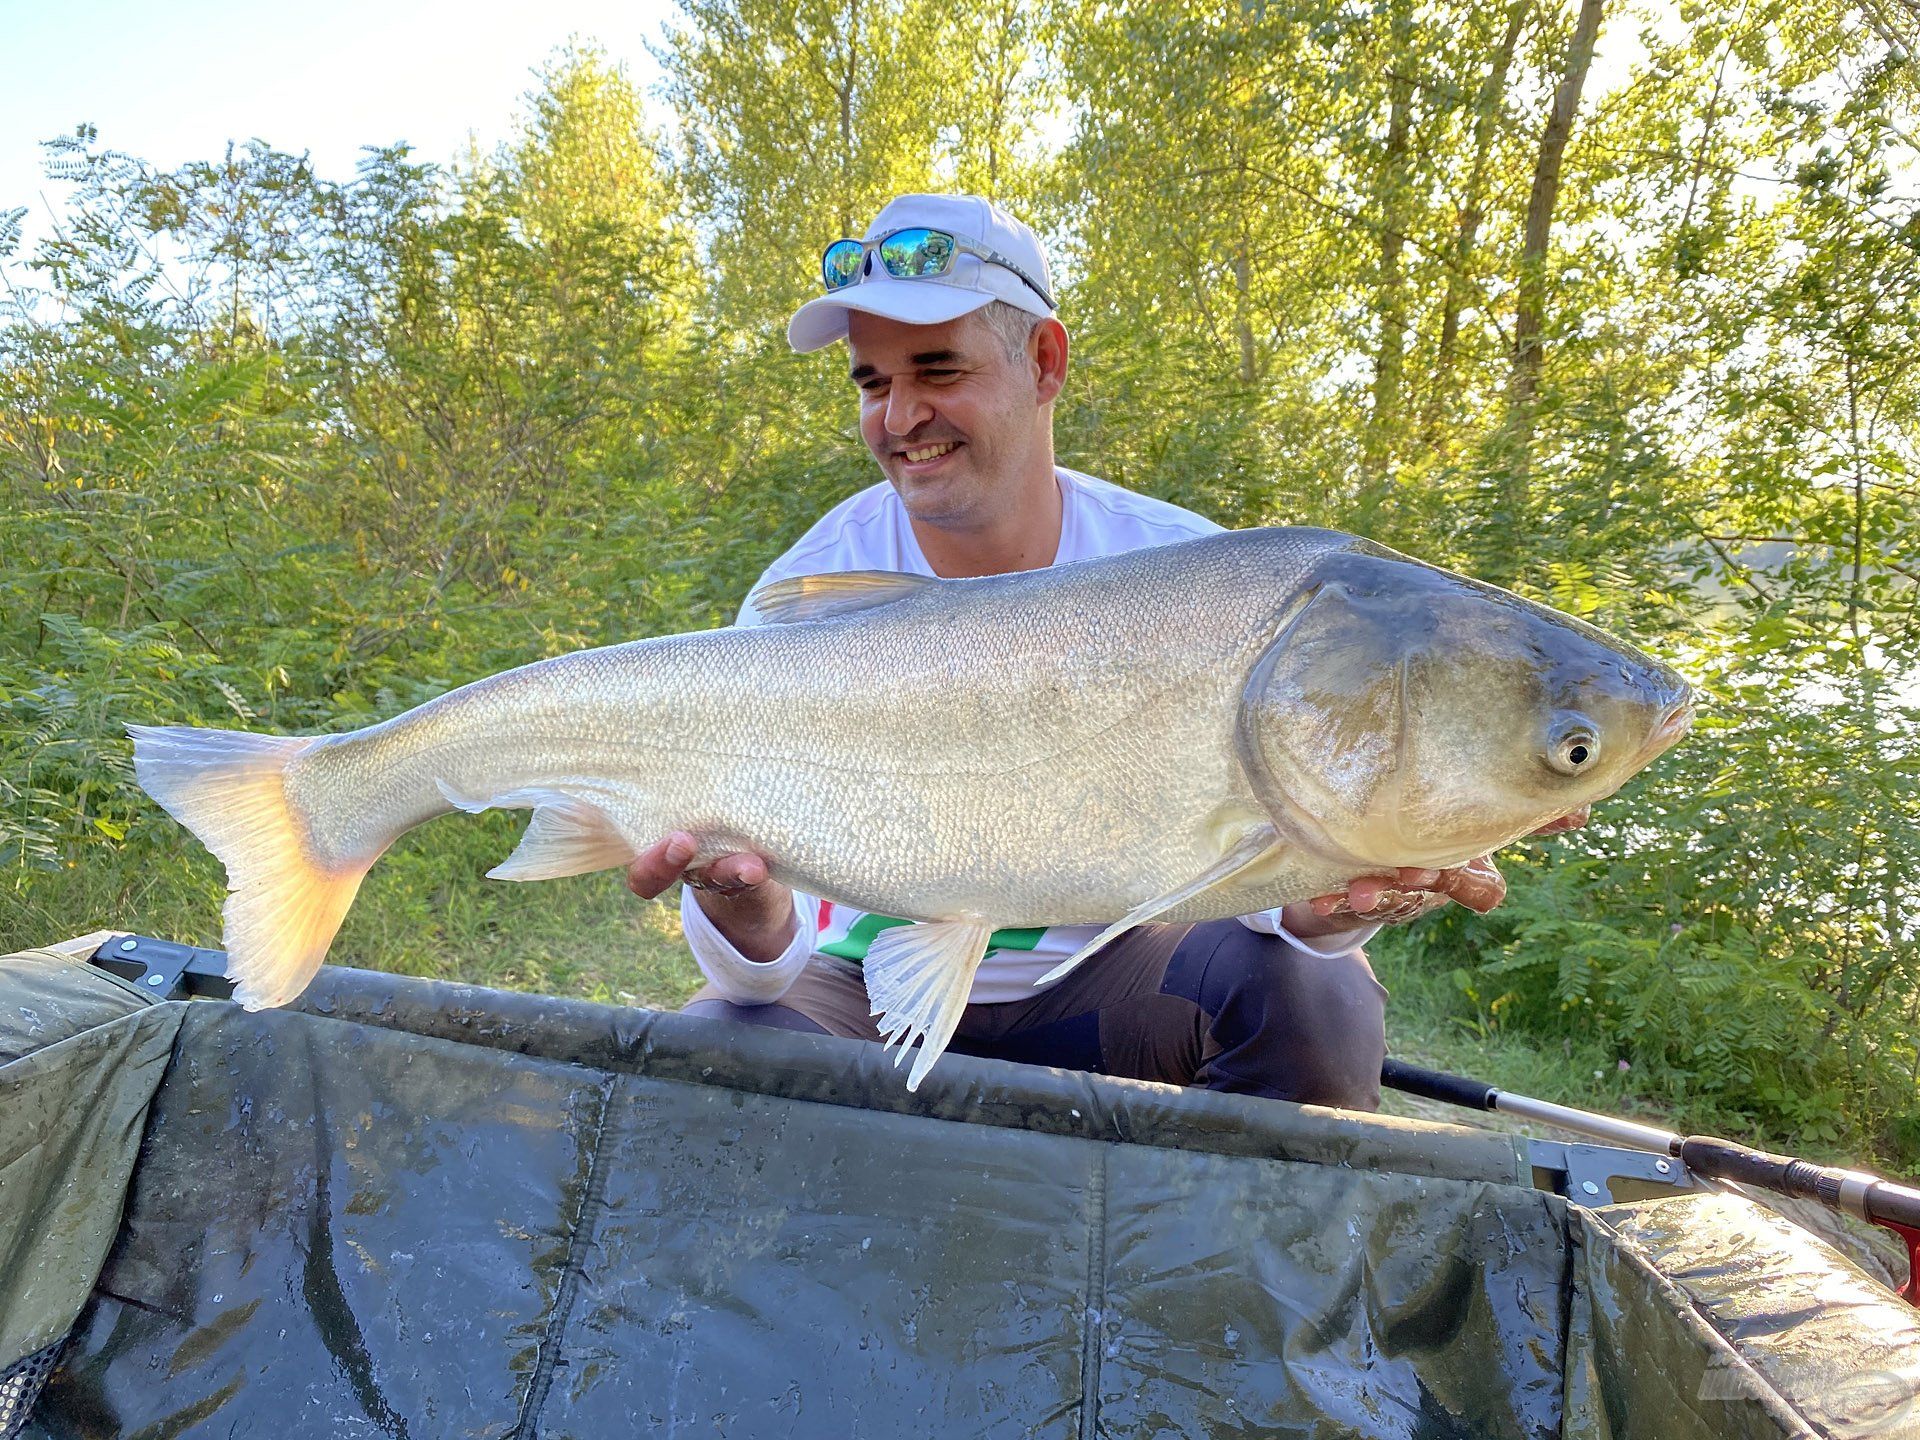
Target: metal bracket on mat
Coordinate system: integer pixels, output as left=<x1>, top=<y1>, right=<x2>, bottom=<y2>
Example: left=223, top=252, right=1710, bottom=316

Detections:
left=91, top=933, right=233, bottom=1000
left=1529, top=1138, right=1696, bottom=1205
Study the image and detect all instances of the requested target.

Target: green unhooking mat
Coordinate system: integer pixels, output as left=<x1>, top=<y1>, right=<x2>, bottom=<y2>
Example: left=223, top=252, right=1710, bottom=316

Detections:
left=2, top=943, right=1917, bottom=1438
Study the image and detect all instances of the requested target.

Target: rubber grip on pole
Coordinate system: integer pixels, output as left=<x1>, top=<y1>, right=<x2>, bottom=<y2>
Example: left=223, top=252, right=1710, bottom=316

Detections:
left=1379, top=1059, right=1497, bottom=1111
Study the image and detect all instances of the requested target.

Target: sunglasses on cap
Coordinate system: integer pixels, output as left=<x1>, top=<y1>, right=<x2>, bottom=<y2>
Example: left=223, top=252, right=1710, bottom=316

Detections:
left=820, top=227, right=1056, bottom=311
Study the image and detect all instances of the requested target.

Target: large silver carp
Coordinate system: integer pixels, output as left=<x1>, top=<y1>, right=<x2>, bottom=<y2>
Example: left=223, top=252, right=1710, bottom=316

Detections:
left=131, top=528, right=1692, bottom=1087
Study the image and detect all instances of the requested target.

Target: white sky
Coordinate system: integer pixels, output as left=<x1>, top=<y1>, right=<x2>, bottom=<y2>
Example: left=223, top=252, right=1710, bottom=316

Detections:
left=1, top=0, right=681, bottom=250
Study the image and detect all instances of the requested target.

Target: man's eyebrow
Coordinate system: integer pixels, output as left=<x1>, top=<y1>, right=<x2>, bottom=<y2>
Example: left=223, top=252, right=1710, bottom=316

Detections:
left=850, top=350, right=964, bottom=381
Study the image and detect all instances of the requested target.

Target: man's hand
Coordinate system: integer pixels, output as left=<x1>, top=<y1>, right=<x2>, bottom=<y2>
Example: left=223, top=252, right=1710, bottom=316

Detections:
left=1281, top=856, right=1506, bottom=942
left=627, top=831, right=798, bottom=963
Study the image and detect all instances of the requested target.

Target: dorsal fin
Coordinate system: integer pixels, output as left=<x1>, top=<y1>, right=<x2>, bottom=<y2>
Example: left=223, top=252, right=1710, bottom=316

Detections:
left=747, top=570, right=939, bottom=624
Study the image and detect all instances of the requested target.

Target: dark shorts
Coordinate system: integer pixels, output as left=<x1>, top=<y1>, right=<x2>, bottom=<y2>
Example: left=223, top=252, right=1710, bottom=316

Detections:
left=684, top=920, right=1388, bottom=1110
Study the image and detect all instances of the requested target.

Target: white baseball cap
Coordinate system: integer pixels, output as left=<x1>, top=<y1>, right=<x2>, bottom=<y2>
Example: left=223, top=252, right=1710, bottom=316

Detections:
left=786, top=193, right=1056, bottom=353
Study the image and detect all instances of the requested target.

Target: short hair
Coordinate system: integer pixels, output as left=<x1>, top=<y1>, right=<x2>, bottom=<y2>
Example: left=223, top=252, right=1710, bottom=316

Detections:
left=973, top=300, right=1043, bottom=360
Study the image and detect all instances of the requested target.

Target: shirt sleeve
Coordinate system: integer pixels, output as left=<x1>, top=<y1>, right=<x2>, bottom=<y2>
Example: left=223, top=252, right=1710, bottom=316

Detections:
left=1236, top=907, right=1382, bottom=959
left=679, top=883, right=819, bottom=1004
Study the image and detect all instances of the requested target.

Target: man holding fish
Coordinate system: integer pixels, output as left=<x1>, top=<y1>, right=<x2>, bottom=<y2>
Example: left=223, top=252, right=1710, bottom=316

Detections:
left=131, top=197, right=1684, bottom=1098
left=627, top=195, right=1515, bottom=1109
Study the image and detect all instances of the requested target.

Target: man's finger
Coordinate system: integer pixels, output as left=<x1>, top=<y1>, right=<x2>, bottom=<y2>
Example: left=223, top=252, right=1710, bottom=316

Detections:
left=1309, top=858, right=1505, bottom=922
left=1439, top=857, right=1505, bottom=913
left=687, top=851, right=770, bottom=893
left=1341, top=876, right=1380, bottom=913
left=1353, top=890, right=1448, bottom=925
left=1529, top=805, right=1590, bottom=836
left=626, top=831, right=697, bottom=899
left=1309, top=872, right=1403, bottom=916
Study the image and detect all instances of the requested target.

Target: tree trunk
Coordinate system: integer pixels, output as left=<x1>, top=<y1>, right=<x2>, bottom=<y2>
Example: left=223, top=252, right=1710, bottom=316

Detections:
left=1503, top=0, right=1606, bottom=503
left=1848, top=353, right=1866, bottom=649
left=1424, top=0, right=1528, bottom=442
left=1231, top=145, right=1258, bottom=385
left=836, top=1, right=858, bottom=236
left=985, top=0, right=1019, bottom=195
left=1233, top=231, right=1257, bottom=385
left=1365, top=0, right=1418, bottom=475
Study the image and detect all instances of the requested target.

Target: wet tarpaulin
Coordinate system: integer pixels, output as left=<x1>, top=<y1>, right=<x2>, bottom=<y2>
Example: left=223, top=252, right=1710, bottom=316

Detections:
left=2, top=947, right=1917, bottom=1439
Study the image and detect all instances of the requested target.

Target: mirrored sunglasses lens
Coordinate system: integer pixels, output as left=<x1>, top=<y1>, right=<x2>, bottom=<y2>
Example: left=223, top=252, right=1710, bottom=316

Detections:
left=878, top=228, right=955, bottom=278
left=822, top=240, right=865, bottom=290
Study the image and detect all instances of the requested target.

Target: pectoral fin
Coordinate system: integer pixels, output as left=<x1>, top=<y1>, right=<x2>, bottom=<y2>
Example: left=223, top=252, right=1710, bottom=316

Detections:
left=436, top=780, right=635, bottom=882
left=747, top=570, right=938, bottom=624
left=1034, top=823, right=1283, bottom=986
left=864, top=917, right=994, bottom=1091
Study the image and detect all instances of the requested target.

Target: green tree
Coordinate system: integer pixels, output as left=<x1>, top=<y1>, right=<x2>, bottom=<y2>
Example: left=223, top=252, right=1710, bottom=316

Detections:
left=6, top=0, right=1920, bottom=1164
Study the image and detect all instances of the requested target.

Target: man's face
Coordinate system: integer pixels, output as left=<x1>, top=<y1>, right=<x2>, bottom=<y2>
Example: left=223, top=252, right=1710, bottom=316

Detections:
left=847, top=309, right=1042, bottom=529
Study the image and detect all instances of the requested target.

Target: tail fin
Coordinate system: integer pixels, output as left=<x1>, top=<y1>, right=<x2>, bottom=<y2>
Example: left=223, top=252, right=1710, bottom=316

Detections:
left=129, top=724, right=369, bottom=1010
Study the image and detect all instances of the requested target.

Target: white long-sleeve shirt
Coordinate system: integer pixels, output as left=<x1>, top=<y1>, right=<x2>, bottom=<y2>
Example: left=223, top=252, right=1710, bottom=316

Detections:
left=683, top=466, right=1380, bottom=1004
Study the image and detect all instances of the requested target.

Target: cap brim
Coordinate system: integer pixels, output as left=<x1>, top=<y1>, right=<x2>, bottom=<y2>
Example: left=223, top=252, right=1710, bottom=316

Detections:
left=787, top=279, right=995, bottom=353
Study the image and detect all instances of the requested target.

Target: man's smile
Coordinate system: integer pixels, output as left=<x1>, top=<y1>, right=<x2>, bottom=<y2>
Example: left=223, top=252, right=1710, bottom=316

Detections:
left=896, top=439, right=965, bottom=473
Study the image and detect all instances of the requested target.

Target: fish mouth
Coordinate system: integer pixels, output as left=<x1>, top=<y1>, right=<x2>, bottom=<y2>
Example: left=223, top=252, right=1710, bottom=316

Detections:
left=1643, top=698, right=1694, bottom=759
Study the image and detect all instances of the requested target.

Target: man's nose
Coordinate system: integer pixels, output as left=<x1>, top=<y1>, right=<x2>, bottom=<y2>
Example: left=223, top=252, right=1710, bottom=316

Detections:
left=884, top=383, right=932, bottom=436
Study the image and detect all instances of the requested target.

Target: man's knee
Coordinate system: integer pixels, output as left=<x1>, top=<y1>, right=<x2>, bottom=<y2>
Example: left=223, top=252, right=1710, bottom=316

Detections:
left=681, top=997, right=830, bottom=1036
left=1168, top=922, right=1388, bottom=1109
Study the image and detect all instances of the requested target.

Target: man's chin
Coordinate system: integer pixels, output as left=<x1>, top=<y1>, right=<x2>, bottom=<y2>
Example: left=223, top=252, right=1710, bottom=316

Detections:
left=888, top=467, right=977, bottom=525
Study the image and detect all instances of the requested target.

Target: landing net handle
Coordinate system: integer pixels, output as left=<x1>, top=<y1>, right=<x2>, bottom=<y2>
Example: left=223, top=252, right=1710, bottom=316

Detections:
left=1382, top=1058, right=1920, bottom=1306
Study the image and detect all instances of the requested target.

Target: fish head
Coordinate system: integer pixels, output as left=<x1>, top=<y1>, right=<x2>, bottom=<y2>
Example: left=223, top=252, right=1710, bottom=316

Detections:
left=1238, top=545, right=1692, bottom=871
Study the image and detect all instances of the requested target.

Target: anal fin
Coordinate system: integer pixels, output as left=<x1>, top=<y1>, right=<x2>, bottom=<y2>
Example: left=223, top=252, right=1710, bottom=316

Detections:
left=1035, top=823, right=1283, bottom=986
left=436, top=780, right=635, bottom=882
left=864, top=917, right=994, bottom=1091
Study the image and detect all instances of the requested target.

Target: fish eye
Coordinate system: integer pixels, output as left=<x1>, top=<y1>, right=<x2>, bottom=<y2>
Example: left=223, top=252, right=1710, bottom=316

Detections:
left=1546, top=718, right=1600, bottom=776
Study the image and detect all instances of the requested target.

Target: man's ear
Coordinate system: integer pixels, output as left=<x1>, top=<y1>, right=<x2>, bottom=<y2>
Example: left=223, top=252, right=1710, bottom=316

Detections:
left=1031, top=318, right=1069, bottom=404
